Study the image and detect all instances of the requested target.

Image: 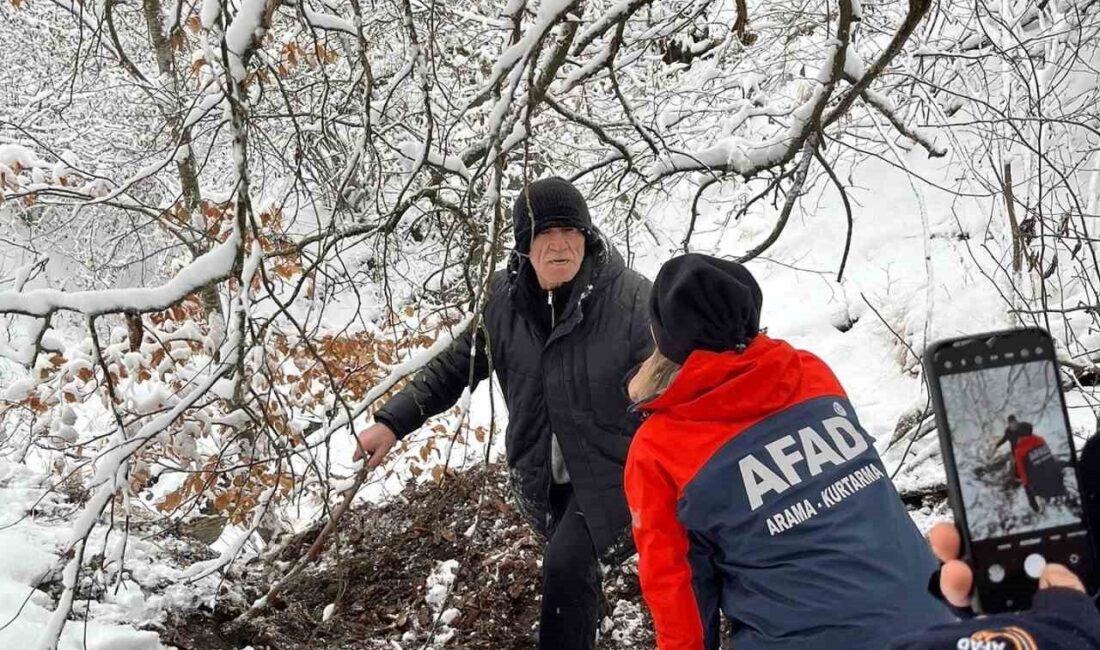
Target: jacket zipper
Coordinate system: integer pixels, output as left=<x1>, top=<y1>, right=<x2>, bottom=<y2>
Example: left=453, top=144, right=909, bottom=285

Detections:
left=542, top=283, right=592, bottom=524
left=546, top=289, right=556, bottom=530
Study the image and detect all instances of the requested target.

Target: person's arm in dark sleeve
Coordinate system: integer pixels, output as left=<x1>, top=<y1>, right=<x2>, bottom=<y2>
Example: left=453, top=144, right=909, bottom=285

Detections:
left=1029, top=588, right=1100, bottom=644
left=628, top=280, right=654, bottom=367
left=621, top=279, right=655, bottom=425
left=373, top=324, right=490, bottom=440
left=889, top=588, right=1100, bottom=649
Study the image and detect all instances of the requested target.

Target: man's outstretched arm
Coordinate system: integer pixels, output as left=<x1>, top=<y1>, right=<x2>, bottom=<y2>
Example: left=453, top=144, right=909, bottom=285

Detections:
left=355, top=325, right=490, bottom=467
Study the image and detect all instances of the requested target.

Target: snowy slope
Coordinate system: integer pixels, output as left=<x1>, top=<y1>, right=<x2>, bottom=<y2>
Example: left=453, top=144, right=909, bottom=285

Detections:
left=0, top=459, right=165, bottom=649
left=3, top=0, right=1099, bottom=644
left=0, top=125, right=1065, bottom=650
left=630, top=147, right=997, bottom=494
left=4, top=124, right=1095, bottom=650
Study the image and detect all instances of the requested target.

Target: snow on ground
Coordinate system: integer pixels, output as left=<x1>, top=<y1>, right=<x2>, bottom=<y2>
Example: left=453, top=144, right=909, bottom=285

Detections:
left=421, top=559, right=462, bottom=645
left=0, top=145, right=1026, bottom=646
left=0, top=460, right=161, bottom=649
left=0, top=456, right=224, bottom=649
left=1, top=97, right=1092, bottom=650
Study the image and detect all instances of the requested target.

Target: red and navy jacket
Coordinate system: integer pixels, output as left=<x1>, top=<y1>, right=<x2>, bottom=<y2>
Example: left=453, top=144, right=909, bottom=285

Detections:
left=625, top=335, right=952, bottom=650
left=1014, top=434, right=1048, bottom=486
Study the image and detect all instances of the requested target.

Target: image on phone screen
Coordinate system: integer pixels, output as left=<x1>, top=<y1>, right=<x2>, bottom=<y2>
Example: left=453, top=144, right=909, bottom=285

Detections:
left=940, top=360, right=1081, bottom=539
left=936, top=354, right=1093, bottom=611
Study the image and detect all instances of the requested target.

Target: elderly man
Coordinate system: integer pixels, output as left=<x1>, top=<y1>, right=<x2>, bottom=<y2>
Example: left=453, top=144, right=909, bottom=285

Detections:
left=354, top=177, right=653, bottom=649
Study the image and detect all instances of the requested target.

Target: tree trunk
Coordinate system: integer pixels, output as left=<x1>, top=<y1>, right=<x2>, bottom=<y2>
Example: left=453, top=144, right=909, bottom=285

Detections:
left=141, top=0, right=221, bottom=317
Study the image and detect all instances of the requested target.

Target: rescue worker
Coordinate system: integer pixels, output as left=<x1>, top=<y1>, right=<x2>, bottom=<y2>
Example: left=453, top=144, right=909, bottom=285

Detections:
left=995, top=415, right=1067, bottom=511
left=624, top=253, right=953, bottom=649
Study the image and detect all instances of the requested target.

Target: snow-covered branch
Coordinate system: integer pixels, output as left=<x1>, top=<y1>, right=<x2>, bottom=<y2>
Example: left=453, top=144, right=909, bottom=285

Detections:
left=843, top=73, right=946, bottom=158
left=0, top=231, right=240, bottom=318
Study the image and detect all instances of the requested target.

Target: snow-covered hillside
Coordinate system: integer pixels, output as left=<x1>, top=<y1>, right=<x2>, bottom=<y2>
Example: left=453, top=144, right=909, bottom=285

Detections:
left=3, top=0, right=1100, bottom=647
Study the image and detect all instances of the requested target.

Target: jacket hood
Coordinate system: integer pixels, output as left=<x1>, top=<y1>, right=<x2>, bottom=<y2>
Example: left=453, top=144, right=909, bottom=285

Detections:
left=640, top=335, right=828, bottom=422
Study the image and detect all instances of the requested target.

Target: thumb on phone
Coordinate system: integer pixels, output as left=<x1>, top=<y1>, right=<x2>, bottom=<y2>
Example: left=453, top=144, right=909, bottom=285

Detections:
left=1039, top=563, right=1085, bottom=592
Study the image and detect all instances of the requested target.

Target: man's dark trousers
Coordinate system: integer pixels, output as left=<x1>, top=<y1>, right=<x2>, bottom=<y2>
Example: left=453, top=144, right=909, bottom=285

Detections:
left=539, top=484, right=602, bottom=649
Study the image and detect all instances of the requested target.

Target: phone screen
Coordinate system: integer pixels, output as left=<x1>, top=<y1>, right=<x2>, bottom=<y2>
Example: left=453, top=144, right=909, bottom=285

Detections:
left=937, top=354, right=1092, bottom=609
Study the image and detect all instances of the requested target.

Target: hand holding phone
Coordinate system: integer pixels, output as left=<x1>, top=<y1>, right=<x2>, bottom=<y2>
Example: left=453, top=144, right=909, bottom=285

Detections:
left=929, top=522, right=1087, bottom=607
left=925, top=328, right=1097, bottom=613
left=886, top=521, right=1100, bottom=649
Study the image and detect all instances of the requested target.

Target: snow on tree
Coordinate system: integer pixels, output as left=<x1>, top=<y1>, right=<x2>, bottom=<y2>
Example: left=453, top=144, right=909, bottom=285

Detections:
left=2, top=0, right=1100, bottom=646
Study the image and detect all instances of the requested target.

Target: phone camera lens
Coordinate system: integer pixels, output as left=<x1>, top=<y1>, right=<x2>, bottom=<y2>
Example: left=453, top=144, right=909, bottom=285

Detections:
left=975, top=355, right=983, bottom=365
left=1021, top=348, right=1030, bottom=359
left=944, top=361, right=953, bottom=370
left=988, top=564, right=1006, bottom=584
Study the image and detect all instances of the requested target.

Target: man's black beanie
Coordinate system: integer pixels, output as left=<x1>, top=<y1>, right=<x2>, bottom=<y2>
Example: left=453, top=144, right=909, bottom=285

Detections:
left=650, top=253, right=763, bottom=364
left=512, top=177, right=593, bottom=254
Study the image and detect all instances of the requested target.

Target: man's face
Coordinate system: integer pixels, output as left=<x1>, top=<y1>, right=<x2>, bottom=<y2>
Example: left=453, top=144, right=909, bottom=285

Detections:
left=529, top=226, right=585, bottom=290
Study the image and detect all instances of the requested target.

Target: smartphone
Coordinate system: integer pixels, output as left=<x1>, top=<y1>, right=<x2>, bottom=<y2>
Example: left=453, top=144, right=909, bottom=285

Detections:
left=925, top=327, right=1097, bottom=613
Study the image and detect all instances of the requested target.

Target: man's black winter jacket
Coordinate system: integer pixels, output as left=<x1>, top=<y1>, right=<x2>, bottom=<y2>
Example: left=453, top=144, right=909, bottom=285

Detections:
left=374, top=235, right=653, bottom=556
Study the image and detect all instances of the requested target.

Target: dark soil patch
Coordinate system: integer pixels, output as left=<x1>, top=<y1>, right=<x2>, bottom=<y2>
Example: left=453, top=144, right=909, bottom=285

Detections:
left=162, top=463, right=654, bottom=649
